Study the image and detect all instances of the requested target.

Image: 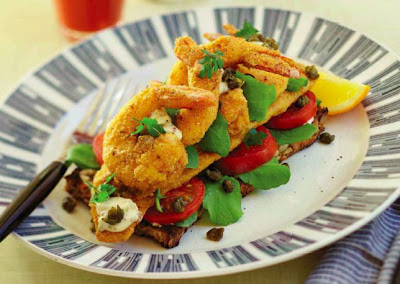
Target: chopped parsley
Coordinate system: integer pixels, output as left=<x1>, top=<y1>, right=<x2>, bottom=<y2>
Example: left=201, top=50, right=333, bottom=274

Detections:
left=235, top=20, right=259, bottom=40
left=87, top=173, right=116, bottom=203
left=155, top=189, right=166, bottom=212
left=244, top=128, right=267, bottom=148
left=198, top=49, right=224, bottom=79
left=131, top=117, right=166, bottom=138
left=317, top=99, right=322, bottom=106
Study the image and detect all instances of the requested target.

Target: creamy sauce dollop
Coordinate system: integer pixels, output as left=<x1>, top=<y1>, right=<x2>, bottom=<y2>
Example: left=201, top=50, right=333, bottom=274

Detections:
left=96, top=197, right=140, bottom=232
left=219, top=81, right=229, bottom=94
left=150, top=108, right=182, bottom=140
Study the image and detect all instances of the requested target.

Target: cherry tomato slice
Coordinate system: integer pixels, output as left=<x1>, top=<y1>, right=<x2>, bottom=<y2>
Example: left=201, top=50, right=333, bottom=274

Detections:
left=215, top=126, right=278, bottom=175
left=266, top=91, right=317, bottom=129
left=92, top=132, right=104, bottom=165
left=143, top=177, right=205, bottom=225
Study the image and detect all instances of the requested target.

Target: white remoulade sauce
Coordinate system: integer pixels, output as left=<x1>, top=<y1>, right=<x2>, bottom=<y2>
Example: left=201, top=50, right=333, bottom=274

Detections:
left=150, top=108, right=182, bottom=140
left=96, top=197, right=140, bottom=232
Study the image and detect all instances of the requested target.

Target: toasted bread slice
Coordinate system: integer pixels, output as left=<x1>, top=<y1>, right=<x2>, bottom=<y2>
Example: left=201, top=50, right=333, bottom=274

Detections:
left=65, top=107, right=327, bottom=247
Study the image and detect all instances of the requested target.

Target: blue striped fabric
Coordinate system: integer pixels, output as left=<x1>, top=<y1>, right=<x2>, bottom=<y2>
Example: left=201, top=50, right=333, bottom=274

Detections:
left=307, top=198, right=400, bottom=284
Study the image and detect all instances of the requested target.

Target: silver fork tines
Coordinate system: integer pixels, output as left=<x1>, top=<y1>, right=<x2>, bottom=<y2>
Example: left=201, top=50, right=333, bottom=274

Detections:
left=77, top=76, right=136, bottom=137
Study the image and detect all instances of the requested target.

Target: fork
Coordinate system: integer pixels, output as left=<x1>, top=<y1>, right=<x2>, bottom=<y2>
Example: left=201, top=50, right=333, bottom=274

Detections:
left=0, top=76, right=135, bottom=242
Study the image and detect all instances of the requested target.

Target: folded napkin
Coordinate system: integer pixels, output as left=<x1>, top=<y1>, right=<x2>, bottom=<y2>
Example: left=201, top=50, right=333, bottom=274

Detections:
left=306, top=198, right=400, bottom=284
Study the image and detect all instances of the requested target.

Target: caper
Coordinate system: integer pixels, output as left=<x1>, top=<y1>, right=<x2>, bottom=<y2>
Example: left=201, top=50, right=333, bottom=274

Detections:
left=263, top=37, right=279, bottom=50
left=296, top=95, right=310, bottom=108
left=206, top=168, right=222, bottom=182
left=222, top=68, right=236, bottom=82
left=103, top=205, right=124, bottom=225
left=319, top=132, right=335, bottom=144
left=305, top=65, right=319, bottom=79
left=206, top=228, right=224, bottom=241
left=227, top=77, right=245, bottom=90
left=222, top=179, right=235, bottom=193
left=172, top=197, right=188, bottom=213
left=62, top=197, right=77, bottom=213
left=247, top=33, right=265, bottom=42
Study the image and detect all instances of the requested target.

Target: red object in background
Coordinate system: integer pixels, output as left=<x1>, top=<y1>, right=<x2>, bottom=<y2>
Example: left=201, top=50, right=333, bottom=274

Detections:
left=54, top=0, right=124, bottom=40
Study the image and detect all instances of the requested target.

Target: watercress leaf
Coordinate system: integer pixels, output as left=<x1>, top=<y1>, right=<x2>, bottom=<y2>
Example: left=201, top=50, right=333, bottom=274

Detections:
left=269, top=123, right=318, bottom=145
left=236, top=71, right=277, bottom=122
left=66, top=144, right=100, bottom=170
left=238, top=158, right=290, bottom=190
left=185, top=145, right=199, bottom=169
left=286, top=77, right=309, bottom=92
left=198, top=112, right=230, bottom=157
left=175, top=211, right=198, bottom=227
left=244, top=128, right=267, bottom=148
left=203, top=176, right=243, bottom=226
left=235, top=21, right=259, bottom=40
left=155, top=189, right=166, bottom=212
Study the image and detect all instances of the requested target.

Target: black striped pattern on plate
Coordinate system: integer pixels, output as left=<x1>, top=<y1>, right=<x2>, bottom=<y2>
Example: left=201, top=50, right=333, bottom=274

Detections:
left=0, top=6, right=399, bottom=277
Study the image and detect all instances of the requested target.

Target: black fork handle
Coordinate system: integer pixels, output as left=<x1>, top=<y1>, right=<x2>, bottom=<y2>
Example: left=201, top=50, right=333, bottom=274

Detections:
left=0, top=161, right=68, bottom=242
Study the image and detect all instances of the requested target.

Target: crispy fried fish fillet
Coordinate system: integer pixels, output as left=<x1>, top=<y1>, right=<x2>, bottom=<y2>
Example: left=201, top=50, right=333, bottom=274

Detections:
left=102, top=82, right=218, bottom=190
left=166, top=60, right=188, bottom=86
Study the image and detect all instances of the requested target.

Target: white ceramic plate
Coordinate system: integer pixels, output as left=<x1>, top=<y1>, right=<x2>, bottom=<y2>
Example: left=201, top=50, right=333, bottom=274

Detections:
left=1, top=6, right=400, bottom=279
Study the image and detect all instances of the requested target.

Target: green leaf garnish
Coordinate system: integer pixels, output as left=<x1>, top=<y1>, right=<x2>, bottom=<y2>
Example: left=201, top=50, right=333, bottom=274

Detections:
left=131, top=117, right=166, bottom=138
left=165, top=108, right=179, bottom=117
left=198, top=112, right=231, bottom=157
left=66, top=144, right=100, bottom=170
left=87, top=173, right=116, bottom=203
left=185, top=145, right=199, bottom=169
left=175, top=211, right=198, bottom=227
left=235, top=20, right=259, bottom=40
left=269, top=123, right=318, bottom=145
left=238, top=158, right=290, bottom=190
left=155, top=189, right=166, bottom=212
left=286, top=77, right=309, bottom=92
left=236, top=71, right=277, bottom=122
left=244, top=128, right=267, bottom=148
left=198, top=49, right=224, bottom=79
left=203, top=176, right=243, bottom=226
left=317, top=99, right=322, bottom=106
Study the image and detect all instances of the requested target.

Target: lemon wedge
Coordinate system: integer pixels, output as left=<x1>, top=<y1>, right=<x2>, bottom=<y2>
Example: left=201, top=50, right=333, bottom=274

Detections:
left=311, top=71, right=370, bottom=115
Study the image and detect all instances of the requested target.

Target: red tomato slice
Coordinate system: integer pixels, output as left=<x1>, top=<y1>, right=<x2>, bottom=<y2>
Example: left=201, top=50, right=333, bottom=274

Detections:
left=143, top=177, right=205, bottom=225
left=92, top=132, right=104, bottom=165
left=215, top=126, right=278, bottom=175
left=266, top=91, right=317, bottom=129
